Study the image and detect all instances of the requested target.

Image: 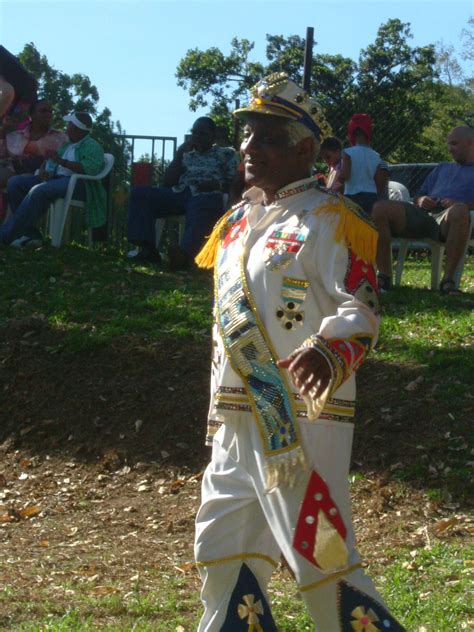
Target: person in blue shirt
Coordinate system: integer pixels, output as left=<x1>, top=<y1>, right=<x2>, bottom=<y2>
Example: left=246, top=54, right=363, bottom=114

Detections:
left=373, top=125, right=474, bottom=295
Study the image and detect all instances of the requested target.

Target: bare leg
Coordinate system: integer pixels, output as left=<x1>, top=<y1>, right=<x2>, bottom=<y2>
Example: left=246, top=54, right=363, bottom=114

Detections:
left=372, top=200, right=408, bottom=277
left=438, top=203, right=470, bottom=281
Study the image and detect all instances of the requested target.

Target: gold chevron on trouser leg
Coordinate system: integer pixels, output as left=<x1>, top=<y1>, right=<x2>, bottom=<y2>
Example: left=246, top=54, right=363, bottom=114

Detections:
left=313, top=509, right=349, bottom=571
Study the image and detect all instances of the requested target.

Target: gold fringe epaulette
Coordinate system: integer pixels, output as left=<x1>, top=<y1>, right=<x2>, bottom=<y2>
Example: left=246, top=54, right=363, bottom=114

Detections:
left=195, top=204, right=242, bottom=269
left=314, top=195, right=378, bottom=264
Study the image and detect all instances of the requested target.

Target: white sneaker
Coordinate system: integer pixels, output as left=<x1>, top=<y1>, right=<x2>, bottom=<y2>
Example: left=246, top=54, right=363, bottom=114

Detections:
left=11, top=235, right=43, bottom=249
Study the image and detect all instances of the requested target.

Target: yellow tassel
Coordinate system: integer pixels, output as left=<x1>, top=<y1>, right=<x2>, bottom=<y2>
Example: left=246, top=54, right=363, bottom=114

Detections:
left=194, top=207, right=236, bottom=269
left=315, top=197, right=378, bottom=264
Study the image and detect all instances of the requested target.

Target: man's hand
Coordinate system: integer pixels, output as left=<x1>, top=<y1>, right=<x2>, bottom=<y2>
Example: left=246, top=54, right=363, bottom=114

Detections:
left=176, top=139, right=195, bottom=157
left=49, top=151, right=62, bottom=165
left=277, top=347, right=331, bottom=399
left=417, top=196, right=439, bottom=211
left=440, top=198, right=458, bottom=208
left=39, top=169, right=51, bottom=181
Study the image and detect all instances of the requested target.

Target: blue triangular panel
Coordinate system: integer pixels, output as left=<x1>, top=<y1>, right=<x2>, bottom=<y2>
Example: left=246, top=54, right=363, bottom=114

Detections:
left=220, top=562, right=278, bottom=631
left=338, top=580, right=406, bottom=631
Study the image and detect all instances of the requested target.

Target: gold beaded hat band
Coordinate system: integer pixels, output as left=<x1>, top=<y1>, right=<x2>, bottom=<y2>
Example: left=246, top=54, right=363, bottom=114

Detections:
left=233, top=72, right=331, bottom=142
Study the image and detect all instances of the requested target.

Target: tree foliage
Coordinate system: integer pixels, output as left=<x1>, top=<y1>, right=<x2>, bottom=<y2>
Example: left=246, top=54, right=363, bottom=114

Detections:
left=176, top=18, right=473, bottom=163
left=461, top=17, right=474, bottom=63
left=17, top=43, right=128, bottom=174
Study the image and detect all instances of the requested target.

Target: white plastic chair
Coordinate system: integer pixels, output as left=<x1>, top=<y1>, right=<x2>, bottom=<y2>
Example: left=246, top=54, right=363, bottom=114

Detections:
left=48, top=153, right=114, bottom=247
left=388, top=181, right=472, bottom=289
left=388, top=180, right=410, bottom=203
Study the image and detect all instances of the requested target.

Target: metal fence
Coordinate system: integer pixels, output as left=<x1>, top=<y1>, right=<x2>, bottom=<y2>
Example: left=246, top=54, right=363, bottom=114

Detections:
left=102, top=109, right=463, bottom=247
left=107, top=134, right=177, bottom=246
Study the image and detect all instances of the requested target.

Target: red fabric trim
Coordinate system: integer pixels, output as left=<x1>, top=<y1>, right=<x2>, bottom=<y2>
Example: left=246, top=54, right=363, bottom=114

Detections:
left=344, top=249, right=377, bottom=296
left=222, top=216, right=247, bottom=249
left=293, top=470, right=347, bottom=569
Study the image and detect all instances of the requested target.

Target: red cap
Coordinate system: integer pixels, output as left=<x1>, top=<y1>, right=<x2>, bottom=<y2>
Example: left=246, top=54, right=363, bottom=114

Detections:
left=348, top=113, right=373, bottom=145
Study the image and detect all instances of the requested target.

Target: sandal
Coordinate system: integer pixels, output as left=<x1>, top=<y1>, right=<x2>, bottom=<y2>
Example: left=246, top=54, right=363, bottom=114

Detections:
left=377, top=273, right=392, bottom=293
left=439, top=278, right=463, bottom=296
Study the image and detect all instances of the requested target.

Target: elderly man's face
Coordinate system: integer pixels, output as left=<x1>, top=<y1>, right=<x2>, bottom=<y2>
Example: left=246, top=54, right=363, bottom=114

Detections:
left=240, top=116, right=308, bottom=195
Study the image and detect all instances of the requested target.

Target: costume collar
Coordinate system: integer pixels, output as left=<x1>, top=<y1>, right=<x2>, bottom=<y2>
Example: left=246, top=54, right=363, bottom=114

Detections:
left=244, top=177, right=321, bottom=207
left=274, top=176, right=321, bottom=201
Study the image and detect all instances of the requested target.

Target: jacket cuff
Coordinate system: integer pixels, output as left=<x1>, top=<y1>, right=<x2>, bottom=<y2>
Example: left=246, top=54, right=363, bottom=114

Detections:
left=303, top=332, right=374, bottom=394
left=301, top=334, right=345, bottom=397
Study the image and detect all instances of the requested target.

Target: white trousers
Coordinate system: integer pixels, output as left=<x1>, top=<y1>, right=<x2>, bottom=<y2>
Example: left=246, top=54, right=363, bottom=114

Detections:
left=195, top=416, right=401, bottom=631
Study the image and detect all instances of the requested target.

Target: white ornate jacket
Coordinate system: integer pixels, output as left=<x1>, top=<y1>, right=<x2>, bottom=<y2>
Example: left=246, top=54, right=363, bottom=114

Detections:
left=197, top=177, right=380, bottom=446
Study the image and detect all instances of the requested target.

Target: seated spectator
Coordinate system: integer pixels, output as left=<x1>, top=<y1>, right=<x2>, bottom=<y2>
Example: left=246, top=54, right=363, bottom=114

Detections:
left=373, top=125, right=474, bottom=295
left=320, top=136, right=343, bottom=193
left=337, top=113, right=388, bottom=215
left=127, top=116, right=239, bottom=269
left=0, top=99, right=68, bottom=187
left=0, top=112, right=105, bottom=247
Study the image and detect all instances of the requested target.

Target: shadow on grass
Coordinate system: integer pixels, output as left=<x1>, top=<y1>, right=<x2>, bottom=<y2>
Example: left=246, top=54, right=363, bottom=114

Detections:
left=381, top=283, right=474, bottom=313
left=0, top=316, right=212, bottom=471
left=0, top=316, right=471, bottom=505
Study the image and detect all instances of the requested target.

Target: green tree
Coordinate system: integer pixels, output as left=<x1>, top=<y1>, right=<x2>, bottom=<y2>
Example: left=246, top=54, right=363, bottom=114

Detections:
left=17, top=42, right=130, bottom=176
left=435, top=42, right=465, bottom=87
left=351, top=19, right=437, bottom=161
left=420, top=26, right=474, bottom=162
left=17, top=43, right=100, bottom=122
left=461, top=16, right=474, bottom=65
left=176, top=19, right=445, bottom=162
left=176, top=37, right=264, bottom=139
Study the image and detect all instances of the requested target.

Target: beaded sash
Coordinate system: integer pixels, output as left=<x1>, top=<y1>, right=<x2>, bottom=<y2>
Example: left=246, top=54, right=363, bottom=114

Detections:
left=214, top=225, right=306, bottom=489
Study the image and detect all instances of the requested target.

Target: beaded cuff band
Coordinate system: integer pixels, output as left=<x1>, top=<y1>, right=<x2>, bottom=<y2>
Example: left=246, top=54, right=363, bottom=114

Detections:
left=301, top=334, right=345, bottom=395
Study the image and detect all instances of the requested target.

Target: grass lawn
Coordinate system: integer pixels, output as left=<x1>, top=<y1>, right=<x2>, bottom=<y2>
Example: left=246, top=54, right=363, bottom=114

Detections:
left=0, top=243, right=472, bottom=631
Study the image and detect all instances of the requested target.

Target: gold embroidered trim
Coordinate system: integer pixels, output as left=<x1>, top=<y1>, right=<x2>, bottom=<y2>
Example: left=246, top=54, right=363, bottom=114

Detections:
left=215, top=394, right=250, bottom=404
left=212, top=239, right=307, bottom=488
left=238, top=253, right=302, bottom=435
left=298, top=563, right=362, bottom=593
left=196, top=552, right=279, bottom=569
left=214, top=390, right=355, bottom=420
left=324, top=404, right=355, bottom=418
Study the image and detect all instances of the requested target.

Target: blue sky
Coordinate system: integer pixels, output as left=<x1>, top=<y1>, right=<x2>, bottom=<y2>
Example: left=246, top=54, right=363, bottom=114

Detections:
left=1, top=0, right=472, bottom=147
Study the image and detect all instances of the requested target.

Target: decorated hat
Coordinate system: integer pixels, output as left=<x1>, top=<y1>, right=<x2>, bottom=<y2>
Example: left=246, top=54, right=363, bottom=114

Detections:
left=233, top=72, right=331, bottom=141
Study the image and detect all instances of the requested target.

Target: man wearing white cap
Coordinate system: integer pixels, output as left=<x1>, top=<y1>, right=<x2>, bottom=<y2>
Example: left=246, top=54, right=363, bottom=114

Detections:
left=194, top=73, right=405, bottom=630
left=1, top=111, right=105, bottom=246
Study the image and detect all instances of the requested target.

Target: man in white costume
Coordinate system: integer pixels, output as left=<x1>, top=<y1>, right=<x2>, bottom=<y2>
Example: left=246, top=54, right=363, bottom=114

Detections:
left=194, top=73, right=405, bottom=631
